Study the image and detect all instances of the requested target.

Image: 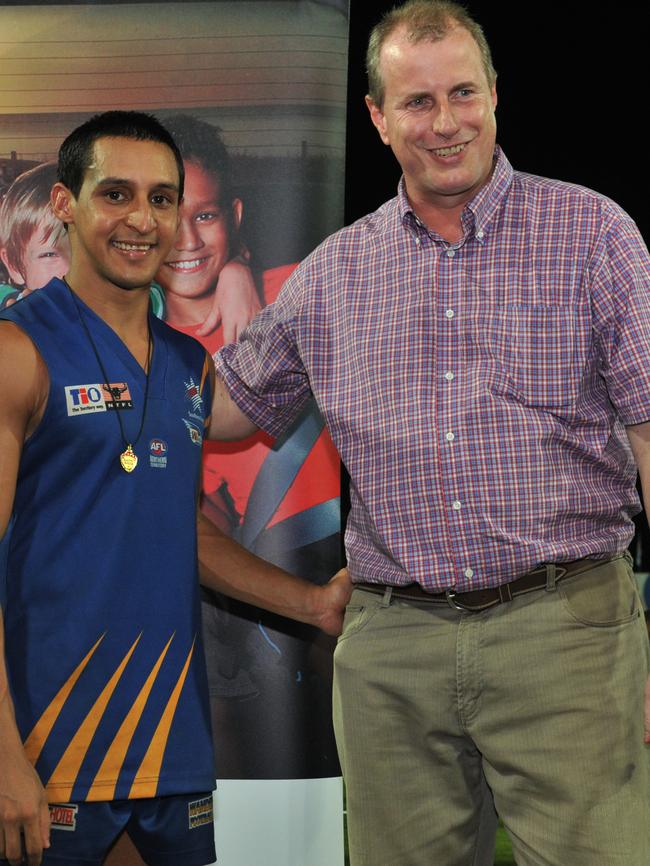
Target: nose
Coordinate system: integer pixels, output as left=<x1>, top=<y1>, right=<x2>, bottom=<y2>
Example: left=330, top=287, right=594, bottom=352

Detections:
left=125, top=198, right=156, bottom=234
left=174, top=214, right=202, bottom=251
left=432, top=99, right=460, bottom=138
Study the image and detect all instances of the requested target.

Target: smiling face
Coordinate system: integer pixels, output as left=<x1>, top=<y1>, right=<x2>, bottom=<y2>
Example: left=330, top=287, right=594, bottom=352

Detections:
left=51, top=136, right=181, bottom=295
left=156, top=161, right=241, bottom=305
left=366, top=25, right=497, bottom=221
left=19, top=220, right=71, bottom=291
left=1, top=215, right=70, bottom=292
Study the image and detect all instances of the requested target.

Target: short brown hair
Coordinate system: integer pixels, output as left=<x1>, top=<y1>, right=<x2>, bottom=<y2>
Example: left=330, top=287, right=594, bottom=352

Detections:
left=366, top=0, right=497, bottom=107
left=0, top=161, right=66, bottom=279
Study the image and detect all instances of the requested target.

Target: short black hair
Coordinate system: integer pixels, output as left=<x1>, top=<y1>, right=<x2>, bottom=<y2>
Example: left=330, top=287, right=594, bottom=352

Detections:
left=57, top=110, right=185, bottom=199
left=161, top=115, right=233, bottom=206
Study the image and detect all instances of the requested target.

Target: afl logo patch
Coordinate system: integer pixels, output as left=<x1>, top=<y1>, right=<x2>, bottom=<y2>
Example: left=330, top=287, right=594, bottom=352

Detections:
left=49, top=803, right=78, bottom=831
left=149, top=438, right=168, bottom=469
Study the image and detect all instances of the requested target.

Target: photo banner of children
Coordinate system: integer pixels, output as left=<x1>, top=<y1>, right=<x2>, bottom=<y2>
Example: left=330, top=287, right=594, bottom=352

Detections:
left=0, top=2, right=348, bottom=864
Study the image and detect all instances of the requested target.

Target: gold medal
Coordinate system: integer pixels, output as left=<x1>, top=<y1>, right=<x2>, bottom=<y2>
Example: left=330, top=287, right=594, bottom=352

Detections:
left=120, top=444, right=138, bottom=473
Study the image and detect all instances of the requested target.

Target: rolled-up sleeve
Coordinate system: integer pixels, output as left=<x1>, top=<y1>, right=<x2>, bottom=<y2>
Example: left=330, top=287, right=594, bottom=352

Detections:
left=215, top=267, right=313, bottom=438
left=590, top=204, right=650, bottom=425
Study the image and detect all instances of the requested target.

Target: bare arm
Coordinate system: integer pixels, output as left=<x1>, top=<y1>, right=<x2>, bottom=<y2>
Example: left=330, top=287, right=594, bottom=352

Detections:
left=196, top=260, right=262, bottom=342
left=207, top=359, right=260, bottom=441
left=197, top=511, right=351, bottom=636
left=625, top=420, right=650, bottom=745
left=0, top=322, right=51, bottom=865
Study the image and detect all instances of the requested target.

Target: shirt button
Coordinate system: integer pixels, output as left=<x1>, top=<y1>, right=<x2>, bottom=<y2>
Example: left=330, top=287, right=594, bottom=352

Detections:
left=452, top=500, right=462, bottom=511
left=476, top=230, right=484, bottom=239
left=446, top=248, right=456, bottom=258
left=445, top=309, right=455, bottom=319
left=444, top=371, right=454, bottom=381
left=415, top=236, right=421, bottom=246
left=464, top=568, right=474, bottom=579
left=445, top=432, right=455, bottom=442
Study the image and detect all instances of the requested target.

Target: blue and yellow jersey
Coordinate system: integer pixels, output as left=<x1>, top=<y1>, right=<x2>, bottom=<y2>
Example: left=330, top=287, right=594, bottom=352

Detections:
left=0, top=278, right=214, bottom=802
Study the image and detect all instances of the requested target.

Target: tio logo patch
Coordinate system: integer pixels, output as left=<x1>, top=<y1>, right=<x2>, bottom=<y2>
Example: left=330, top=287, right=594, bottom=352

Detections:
left=65, top=384, right=106, bottom=416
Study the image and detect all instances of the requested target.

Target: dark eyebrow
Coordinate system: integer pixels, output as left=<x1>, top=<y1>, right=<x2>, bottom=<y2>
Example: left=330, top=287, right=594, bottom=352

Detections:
left=95, top=176, right=179, bottom=192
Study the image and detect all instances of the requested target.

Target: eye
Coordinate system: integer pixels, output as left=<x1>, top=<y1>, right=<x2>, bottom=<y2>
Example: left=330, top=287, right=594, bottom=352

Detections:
left=105, top=189, right=126, bottom=202
left=38, top=251, right=60, bottom=259
left=456, top=88, right=474, bottom=98
left=407, top=96, right=428, bottom=109
left=195, top=210, right=221, bottom=223
left=151, top=193, right=176, bottom=207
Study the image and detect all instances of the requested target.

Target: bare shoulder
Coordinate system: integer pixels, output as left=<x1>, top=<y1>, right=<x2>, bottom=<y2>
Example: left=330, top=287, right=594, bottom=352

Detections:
left=0, top=320, right=49, bottom=436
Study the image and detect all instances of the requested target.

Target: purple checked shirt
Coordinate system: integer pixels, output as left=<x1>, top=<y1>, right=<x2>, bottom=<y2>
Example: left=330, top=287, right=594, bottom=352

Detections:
left=217, top=148, right=650, bottom=591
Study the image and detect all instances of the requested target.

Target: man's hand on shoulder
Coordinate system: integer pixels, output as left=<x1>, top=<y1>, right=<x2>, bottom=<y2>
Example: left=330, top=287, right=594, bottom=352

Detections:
left=0, top=744, right=50, bottom=866
left=310, top=568, right=352, bottom=636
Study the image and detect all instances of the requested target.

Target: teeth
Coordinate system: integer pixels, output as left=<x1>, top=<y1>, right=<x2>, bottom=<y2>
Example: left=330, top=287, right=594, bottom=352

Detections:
left=113, top=241, right=152, bottom=251
left=432, top=143, right=466, bottom=157
left=167, top=258, right=206, bottom=271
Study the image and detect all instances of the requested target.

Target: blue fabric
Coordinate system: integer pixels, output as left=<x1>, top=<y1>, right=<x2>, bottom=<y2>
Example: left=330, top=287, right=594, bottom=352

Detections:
left=0, top=278, right=215, bottom=801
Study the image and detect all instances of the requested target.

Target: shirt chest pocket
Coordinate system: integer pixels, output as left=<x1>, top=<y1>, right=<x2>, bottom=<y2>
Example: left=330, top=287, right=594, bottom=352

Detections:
left=487, top=304, right=589, bottom=409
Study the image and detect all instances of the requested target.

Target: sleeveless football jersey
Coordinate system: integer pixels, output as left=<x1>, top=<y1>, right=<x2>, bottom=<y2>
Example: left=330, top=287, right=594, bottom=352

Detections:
left=0, top=278, right=215, bottom=802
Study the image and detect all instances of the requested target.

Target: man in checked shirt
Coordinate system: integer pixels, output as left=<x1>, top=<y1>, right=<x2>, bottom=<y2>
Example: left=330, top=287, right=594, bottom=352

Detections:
left=208, top=1, right=650, bottom=863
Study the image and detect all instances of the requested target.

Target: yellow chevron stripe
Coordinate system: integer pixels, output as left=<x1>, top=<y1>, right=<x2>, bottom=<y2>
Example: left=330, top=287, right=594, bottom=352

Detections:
left=45, top=634, right=141, bottom=802
left=85, top=634, right=175, bottom=801
left=24, top=634, right=105, bottom=766
left=128, top=639, right=195, bottom=798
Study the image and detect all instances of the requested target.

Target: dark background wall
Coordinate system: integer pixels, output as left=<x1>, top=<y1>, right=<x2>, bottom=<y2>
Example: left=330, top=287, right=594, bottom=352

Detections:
left=345, top=1, right=648, bottom=243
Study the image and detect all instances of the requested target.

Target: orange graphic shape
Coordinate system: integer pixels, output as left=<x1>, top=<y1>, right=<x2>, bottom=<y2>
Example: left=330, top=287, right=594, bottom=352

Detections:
left=200, top=355, right=211, bottom=430
left=128, top=639, right=196, bottom=798
left=86, top=634, right=175, bottom=801
left=23, top=634, right=105, bottom=766
left=45, top=634, right=142, bottom=802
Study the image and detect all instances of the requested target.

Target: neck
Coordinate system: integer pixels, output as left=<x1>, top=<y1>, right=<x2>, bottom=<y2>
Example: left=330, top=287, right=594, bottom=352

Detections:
left=164, top=290, right=214, bottom=328
left=64, top=270, right=151, bottom=343
left=64, top=274, right=152, bottom=372
left=407, top=191, right=466, bottom=244
left=417, top=207, right=464, bottom=244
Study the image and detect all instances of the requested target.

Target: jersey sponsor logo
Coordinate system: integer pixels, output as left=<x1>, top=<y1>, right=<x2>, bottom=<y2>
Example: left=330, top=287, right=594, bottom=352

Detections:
left=65, top=383, right=134, bottom=416
left=188, top=796, right=213, bottom=830
left=149, top=438, right=168, bottom=469
left=49, top=803, right=78, bottom=831
left=101, top=382, right=134, bottom=411
left=65, top=384, right=106, bottom=415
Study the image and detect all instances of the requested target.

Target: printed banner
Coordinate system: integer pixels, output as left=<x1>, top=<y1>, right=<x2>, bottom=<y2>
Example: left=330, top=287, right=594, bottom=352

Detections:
left=0, top=2, right=348, bottom=863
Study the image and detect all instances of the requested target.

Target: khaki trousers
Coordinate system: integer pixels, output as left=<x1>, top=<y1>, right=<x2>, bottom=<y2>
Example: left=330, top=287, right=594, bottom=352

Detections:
left=333, top=555, right=650, bottom=866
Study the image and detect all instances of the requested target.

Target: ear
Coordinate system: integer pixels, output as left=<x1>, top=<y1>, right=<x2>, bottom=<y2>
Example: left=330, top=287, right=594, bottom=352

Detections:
left=231, top=198, right=243, bottom=233
left=365, top=94, right=390, bottom=146
left=491, top=78, right=498, bottom=111
left=50, top=182, right=75, bottom=225
left=0, top=247, right=25, bottom=286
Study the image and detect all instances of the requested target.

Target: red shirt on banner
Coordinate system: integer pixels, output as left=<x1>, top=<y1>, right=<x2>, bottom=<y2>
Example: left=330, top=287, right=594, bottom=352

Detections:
left=171, top=263, right=340, bottom=532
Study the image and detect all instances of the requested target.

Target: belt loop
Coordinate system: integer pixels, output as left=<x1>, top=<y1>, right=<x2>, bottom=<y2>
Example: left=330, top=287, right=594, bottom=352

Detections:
left=381, top=586, right=393, bottom=607
left=545, top=563, right=558, bottom=592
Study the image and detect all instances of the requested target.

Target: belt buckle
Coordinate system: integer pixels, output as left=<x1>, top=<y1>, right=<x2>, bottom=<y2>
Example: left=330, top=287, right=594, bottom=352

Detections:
left=445, top=587, right=467, bottom=611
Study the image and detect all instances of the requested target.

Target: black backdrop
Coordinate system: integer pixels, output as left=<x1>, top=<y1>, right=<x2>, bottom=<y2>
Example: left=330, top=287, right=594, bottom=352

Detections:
left=345, top=1, right=648, bottom=243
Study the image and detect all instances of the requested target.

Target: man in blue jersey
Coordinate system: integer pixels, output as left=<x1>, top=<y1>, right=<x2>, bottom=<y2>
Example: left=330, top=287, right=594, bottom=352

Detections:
left=0, top=111, right=349, bottom=866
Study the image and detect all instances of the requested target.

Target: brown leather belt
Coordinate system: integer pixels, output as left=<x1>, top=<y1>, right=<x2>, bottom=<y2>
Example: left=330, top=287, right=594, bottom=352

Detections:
left=355, top=558, right=609, bottom=613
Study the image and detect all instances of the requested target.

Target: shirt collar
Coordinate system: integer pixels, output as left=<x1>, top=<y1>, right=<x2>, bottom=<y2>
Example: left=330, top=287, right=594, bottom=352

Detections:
left=397, top=145, right=514, bottom=243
